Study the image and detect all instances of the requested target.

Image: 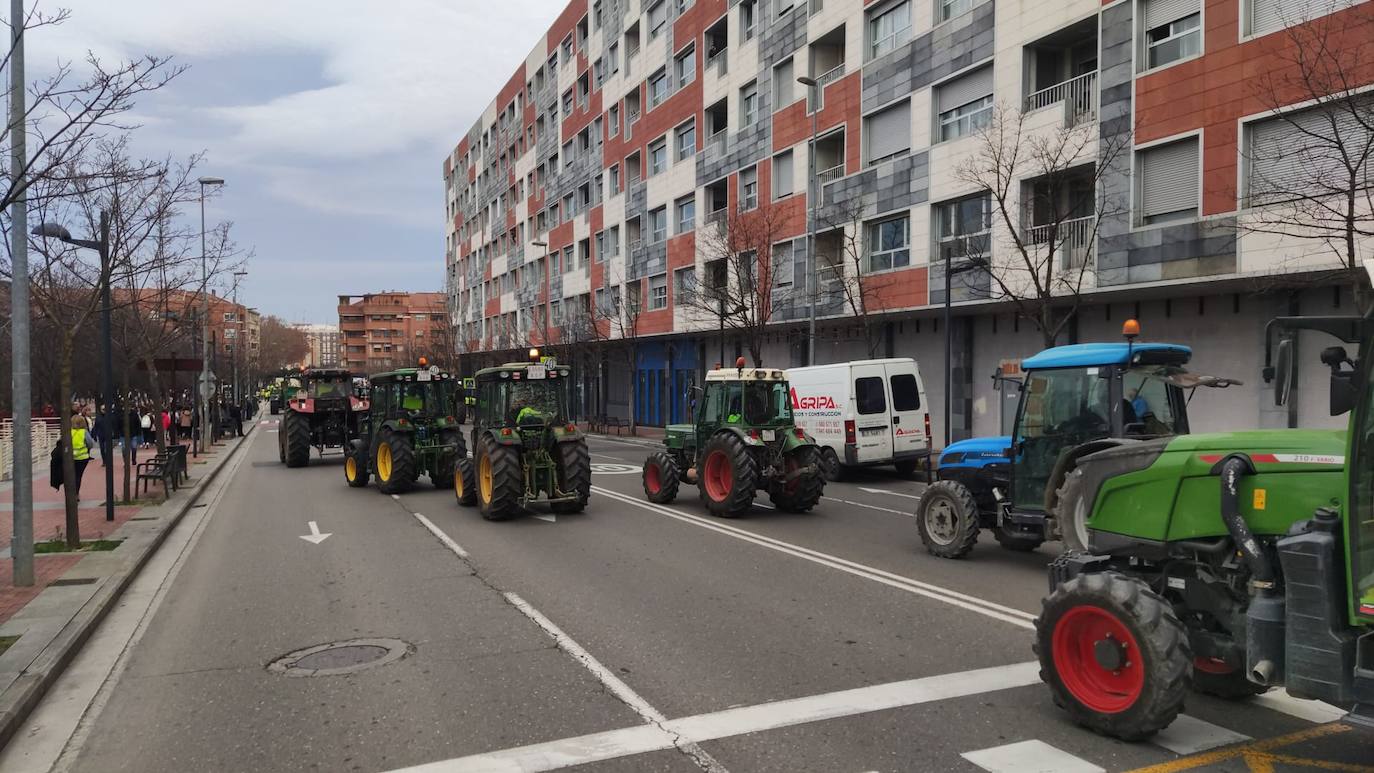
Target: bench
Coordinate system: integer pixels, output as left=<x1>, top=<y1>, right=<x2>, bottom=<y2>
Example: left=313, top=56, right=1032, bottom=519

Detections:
left=136, top=452, right=178, bottom=497
left=601, top=416, right=627, bottom=435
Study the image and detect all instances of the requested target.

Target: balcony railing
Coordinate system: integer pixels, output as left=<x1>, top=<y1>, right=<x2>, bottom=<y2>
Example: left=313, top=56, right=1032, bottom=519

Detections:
left=1024, top=70, right=1098, bottom=126
left=809, top=63, right=846, bottom=111
left=1024, top=214, right=1095, bottom=269
left=707, top=50, right=728, bottom=77
left=703, top=127, right=729, bottom=162
left=816, top=163, right=845, bottom=203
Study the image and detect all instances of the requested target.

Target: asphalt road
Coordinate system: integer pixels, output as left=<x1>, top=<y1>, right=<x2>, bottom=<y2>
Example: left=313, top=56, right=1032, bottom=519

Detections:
left=9, top=420, right=1373, bottom=772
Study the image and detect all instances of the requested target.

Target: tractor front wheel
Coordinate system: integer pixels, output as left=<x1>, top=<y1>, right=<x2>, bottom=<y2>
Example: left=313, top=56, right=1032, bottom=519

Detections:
left=643, top=451, right=681, bottom=504
left=1036, top=571, right=1191, bottom=740
left=477, top=437, right=523, bottom=520
left=432, top=429, right=465, bottom=489
left=375, top=429, right=416, bottom=495
left=915, top=480, right=981, bottom=559
left=698, top=433, right=757, bottom=518
left=344, top=441, right=370, bottom=488
left=552, top=440, right=592, bottom=514
left=283, top=412, right=311, bottom=468
left=454, top=456, right=478, bottom=506
left=1055, top=467, right=1092, bottom=553
left=769, top=445, right=824, bottom=513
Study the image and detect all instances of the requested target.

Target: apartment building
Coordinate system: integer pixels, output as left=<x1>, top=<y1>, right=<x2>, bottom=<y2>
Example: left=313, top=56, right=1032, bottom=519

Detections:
left=289, top=323, right=342, bottom=369
left=444, top=0, right=1372, bottom=439
left=337, top=292, right=449, bottom=373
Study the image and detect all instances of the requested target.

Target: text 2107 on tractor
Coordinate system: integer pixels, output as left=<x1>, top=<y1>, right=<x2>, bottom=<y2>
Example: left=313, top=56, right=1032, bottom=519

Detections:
left=458, top=349, right=591, bottom=520
left=278, top=368, right=368, bottom=468
left=1034, top=274, right=1374, bottom=739
left=342, top=359, right=470, bottom=495
left=641, top=357, right=825, bottom=517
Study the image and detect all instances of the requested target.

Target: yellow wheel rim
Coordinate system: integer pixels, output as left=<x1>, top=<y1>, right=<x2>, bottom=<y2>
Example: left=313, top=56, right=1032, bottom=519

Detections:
left=345, top=457, right=357, bottom=481
left=377, top=443, right=392, bottom=481
left=454, top=462, right=465, bottom=499
left=479, top=453, right=493, bottom=503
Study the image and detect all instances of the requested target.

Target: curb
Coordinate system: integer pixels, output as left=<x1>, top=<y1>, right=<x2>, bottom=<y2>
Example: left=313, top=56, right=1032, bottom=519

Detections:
left=0, top=414, right=264, bottom=750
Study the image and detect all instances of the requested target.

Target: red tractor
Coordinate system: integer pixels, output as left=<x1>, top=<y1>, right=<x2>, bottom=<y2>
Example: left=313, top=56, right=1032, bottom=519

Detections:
left=279, top=368, right=369, bottom=468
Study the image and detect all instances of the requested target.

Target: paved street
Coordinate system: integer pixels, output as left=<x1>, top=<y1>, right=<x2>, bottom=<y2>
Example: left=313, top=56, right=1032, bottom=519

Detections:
left=2, top=419, right=1369, bottom=773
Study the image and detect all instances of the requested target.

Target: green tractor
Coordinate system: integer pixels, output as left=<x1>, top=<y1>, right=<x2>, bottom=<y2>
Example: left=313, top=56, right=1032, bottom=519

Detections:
left=460, top=351, right=590, bottom=520
left=1035, top=293, right=1374, bottom=738
left=641, top=357, right=824, bottom=517
left=343, top=360, right=471, bottom=495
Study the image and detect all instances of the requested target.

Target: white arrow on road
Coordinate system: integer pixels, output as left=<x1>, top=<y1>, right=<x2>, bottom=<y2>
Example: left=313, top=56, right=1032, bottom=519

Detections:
left=858, top=487, right=924, bottom=502
left=299, top=521, right=332, bottom=544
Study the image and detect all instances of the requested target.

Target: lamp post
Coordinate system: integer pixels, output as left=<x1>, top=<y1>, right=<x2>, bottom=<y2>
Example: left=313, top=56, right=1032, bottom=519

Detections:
left=231, top=270, right=248, bottom=404
left=797, top=75, right=819, bottom=367
left=197, top=177, right=224, bottom=454
left=10, top=0, right=33, bottom=585
left=33, top=216, right=114, bottom=523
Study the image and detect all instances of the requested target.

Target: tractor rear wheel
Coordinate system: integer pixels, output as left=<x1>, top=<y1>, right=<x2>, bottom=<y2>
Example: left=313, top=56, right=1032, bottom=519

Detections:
left=432, top=429, right=465, bottom=489
left=477, top=437, right=522, bottom=520
left=995, top=527, right=1045, bottom=552
left=344, top=441, right=370, bottom=488
left=453, top=456, right=477, bottom=506
left=1036, top=571, right=1191, bottom=740
left=1192, top=659, right=1269, bottom=700
left=769, top=445, right=824, bottom=512
left=374, top=429, right=416, bottom=495
left=552, top=440, right=591, bottom=514
left=1055, top=466, right=1092, bottom=553
left=819, top=447, right=843, bottom=482
left=643, top=451, right=681, bottom=504
left=698, top=433, right=757, bottom=518
left=283, top=412, right=311, bottom=468
left=916, top=480, right=981, bottom=559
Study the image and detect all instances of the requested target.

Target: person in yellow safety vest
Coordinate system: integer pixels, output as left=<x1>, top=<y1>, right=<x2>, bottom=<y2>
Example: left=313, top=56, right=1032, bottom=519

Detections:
left=68, top=406, right=93, bottom=497
left=516, top=404, right=543, bottom=424
left=402, top=385, right=425, bottom=412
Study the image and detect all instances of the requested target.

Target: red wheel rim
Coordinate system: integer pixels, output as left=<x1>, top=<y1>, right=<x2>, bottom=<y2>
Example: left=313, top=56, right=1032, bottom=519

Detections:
left=645, top=461, right=662, bottom=494
left=1193, top=656, right=1232, bottom=675
left=703, top=450, right=732, bottom=501
left=1051, top=605, right=1145, bottom=714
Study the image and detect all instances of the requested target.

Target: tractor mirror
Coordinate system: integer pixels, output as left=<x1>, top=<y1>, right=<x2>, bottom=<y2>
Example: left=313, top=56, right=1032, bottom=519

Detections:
left=1330, top=370, right=1357, bottom=416
left=1273, top=338, right=1294, bottom=407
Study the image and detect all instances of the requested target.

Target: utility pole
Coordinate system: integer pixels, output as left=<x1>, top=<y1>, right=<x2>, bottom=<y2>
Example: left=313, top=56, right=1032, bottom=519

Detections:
left=98, top=211, right=114, bottom=521
left=8, top=0, right=33, bottom=586
left=197, top=177, right=224, bottom=455
left=232, top=271, right=247, bottom=404
left=798, top=75, right=819, bottom=367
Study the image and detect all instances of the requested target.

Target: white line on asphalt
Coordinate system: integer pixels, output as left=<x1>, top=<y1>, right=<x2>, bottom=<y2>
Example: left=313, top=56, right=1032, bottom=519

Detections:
left=589, top=451, right=626, bottom=461
left=962, top=739, right=1105, bottom=773
left=591, top=486, right=1036, bottom=628
left=412, top=513, right=468, bottom=558
left=383, top=660, right=1042, bottom=773
left=1252, top=688, right=1345, bottom=723
left=857, top=486, right=924, bottom=502
left=821, top=496, right=913, bottom=517
left=1151, top=713, right=1251, bottom=755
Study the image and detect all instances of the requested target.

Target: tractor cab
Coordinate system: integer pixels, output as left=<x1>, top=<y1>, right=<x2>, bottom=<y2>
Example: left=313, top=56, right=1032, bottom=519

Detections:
left=289, top=368, right=363, bottom=413
left=472, top=359, right=571, bottom=434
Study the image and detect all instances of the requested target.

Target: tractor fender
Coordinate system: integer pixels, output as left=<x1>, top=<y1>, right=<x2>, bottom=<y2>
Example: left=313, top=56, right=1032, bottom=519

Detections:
left=551, top=425, right=585, bottom=444
left=379, top=419, right=416, bottom=435
left=480, top=428, right=524, bottom=447
left=1043, top=438, right=1146, bottom=514
left=713, top=426, right=767, bottom=448
left=780, top=428, right=819, bottom=453
left=288, top=398, right=315, bottom=413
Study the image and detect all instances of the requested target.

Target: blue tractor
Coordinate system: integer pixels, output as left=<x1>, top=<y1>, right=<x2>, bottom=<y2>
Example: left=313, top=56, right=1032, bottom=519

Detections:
left=919, top=322, right=1239, bottom=558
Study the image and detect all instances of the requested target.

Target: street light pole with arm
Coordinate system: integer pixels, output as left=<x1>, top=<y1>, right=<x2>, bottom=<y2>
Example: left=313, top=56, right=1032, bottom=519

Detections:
left=231, top=270, right=248, bottom=404
left=197, top=177, right=224, bottom=454
left=797, top=75, right=819, bottom=367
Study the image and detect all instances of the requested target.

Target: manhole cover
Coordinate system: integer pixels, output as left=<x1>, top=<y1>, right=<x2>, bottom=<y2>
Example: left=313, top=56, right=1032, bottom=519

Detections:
left=267, top=637, right=411, bottom=677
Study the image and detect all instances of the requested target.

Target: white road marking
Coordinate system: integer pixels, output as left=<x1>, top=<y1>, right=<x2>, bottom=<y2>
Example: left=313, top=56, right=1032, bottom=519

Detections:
left=1253, top=688, right=1346, bottom=723
left=962, top=740, right=1105, bottom=773
left=822, top=496, right=912, bottom=517
left=857, top=486, right=924, bottom=502
left=391, top=494, right=401, bottom=500
left=589, top=462, right=641, bottom=474
left=412, top=513, right=468, bottom=558
left=591, top=486, right=1036, bottom=628
left=299, top=520, right=332, bottom=544
left=1151, top=713, right=1251, bottom=755
left=532, top=513, right=557, bottom=523
left=383, top=661, right=1041, bottom=773
left=589, top=451, right=627, bottom=461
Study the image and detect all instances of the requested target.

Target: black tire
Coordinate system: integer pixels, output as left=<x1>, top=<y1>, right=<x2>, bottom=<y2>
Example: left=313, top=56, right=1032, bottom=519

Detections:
left=643, top=451, right=681, bottom=504
left=454, top=456, right=478, bottom=506
left=375, top=429, right=416, bottom=495
left=432, top=429, right=465, bottom=489
left=1035, top=571, right=1191, bottom=741
left=915, top=479, right=981, bottom=559
left=277, top=422, right=286, bottom=463
left=1192, top=664, right=1269, bottom=700
left=283, top=412, right=311, bottom=468
left=894, top=458, right=919, bottom=477
left=819, top=447, right=843, bottom=482
left=477, top=436, right=523, bottom=520
left=995, top=527, right=1045, bottom=552
left=344, top=440, right=370, bottom=488
left=697, top=432, right=757, bottom=518
left=551, top=440, right=591, bottom=514
left=1055, top=466, right=1092, bottom=553
left=769, top=445, right=824, bottom=512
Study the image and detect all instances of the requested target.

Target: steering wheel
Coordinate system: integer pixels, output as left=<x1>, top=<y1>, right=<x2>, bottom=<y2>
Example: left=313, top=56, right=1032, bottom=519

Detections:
left=1053, top=412, right=1108, bottom=436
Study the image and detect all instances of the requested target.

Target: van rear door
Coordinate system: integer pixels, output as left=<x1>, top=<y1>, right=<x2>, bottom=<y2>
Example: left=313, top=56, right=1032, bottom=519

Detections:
left=851, top=364, right=894, bottom=463
left=885, top=363, right=926, bottom=459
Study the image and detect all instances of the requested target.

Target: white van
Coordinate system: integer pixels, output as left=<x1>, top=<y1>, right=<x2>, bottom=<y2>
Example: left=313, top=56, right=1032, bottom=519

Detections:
left=786, top=358, right=932, bottom=478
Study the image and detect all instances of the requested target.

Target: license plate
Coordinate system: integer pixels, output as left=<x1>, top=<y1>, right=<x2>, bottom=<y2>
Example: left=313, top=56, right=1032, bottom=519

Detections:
left=416, top=370, right=431, bottom=381
left=527, top=365, right=547, bottom=380
left=762, top=430, right=775, bottom=441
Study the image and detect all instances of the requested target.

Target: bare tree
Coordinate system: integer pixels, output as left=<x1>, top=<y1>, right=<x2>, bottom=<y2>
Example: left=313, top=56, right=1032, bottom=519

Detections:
left=954, top=105, right=1128, bottom=349
left=259, top=316, right=309, bottom=373
left=815, top=198, right=896, bottom=358
left=591, top=263, right=646, bottom=431
left=1241, top=1, right=1374, bottom=308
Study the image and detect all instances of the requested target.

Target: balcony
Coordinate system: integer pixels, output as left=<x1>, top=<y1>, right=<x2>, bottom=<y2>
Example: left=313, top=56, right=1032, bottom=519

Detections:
left=1023, top=18, right=1098, bottom=126
left=809, top=64, right=846, bottom=112
left=807, top=27, right=847, bottom=112
left=1024, top=214, right=1095, bottom=270
left=1024, top=71, right=1097, bottom=126
left=703, top=128, right=729, bottom=163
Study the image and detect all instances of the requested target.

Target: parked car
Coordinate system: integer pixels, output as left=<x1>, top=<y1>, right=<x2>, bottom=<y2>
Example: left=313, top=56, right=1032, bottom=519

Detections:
left=786, top=358, right=932, bottom=479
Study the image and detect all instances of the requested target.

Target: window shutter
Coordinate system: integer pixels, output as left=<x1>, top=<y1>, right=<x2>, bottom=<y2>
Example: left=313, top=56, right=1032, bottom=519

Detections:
left=775, top=59, right=794, bottom=106
left=1248, top=100, right=1373, bottom=204
left=1249, top=0, right=1350, bottom=36
left=1140, top=138, right=1199, bottom=219
left=1144, top=0, right=1200, bottom=30
left=865, top=100, right=911, bottom=162
left=936, top=66, right=993, bottom=113
left=774, top=151, right=794, bottom=196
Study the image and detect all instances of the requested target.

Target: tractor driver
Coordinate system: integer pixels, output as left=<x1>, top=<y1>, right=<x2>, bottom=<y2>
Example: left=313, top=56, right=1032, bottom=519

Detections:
left=402, top=384, right=426, bottom=415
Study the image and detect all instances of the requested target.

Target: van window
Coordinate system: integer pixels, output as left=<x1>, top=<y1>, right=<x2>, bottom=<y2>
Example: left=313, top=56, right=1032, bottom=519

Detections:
left=890, top=374, right=920, bottom=411
left=855, top=377, right=886, bottom=414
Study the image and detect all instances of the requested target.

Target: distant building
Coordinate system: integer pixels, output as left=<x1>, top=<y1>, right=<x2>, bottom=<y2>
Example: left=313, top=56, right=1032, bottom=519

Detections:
left=337, top=292, right=449, bottom=372
left=289, top=323, right=342, bottom=369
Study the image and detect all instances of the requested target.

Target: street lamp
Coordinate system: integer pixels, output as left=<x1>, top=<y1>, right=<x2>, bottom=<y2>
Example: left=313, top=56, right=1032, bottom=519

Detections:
left=797, top=75, right=819, bottom=367
left=198, top=176, right=224, bottom=454
left=33, top=216, right=115, bottom=523
left=231, top=270, right=248, bottom=405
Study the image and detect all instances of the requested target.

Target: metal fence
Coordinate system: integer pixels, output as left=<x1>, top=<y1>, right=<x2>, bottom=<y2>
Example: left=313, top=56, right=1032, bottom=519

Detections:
left=1, top=418, right=62, bottom=482
left=1023, top=71, right=1097, bottom=126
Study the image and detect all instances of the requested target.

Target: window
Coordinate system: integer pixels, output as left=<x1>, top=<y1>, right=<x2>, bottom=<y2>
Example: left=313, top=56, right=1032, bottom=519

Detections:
left=563, top=245, right=576, bottom=271
left=773, top=150, right=794, bottom=198
left=855, top=377, right=887, bottom=414
left=777, top=0, right=795, bottom=16
left=610, top=163, right=621, bottom=192
left=675, top=44, right=696, bottom=87
left=772, top=241, right=796, bottom=286
left=649, top=137, right=669, bottom=175
left=626, top=281, right=642, bottom=315
left=550, top=299, right=563, bottom=325
left=1144, top=6, right=1201, bottom=69
left=1138, top=137, right=1200, bottom=223
left=866, top=215, right=910, bottom=271
left=740, top=166, right=758, bottom=210
left=649, top=206, right=668, bottom=243
left=774, top=58, right=795, bottom=106
left=610, top=104, right=620, bottom=136
left=675, top=119, right=697, bottom=160
left=609, top=41, right=620, bottom=73
left=676, top=0, right=694, bottom=11
left=869, top=0, right=911, bottom=59
left=563, top=88, right=574, bottom=116
left=608, top=225, right=621, bottom=256
left=1246, top=100, right=1373, bottom=206
left=940, top=0, right=976, bottom=21
left=674, top=266, right=697, bottom=302
left=936, top=194, right=991, bottom=260
left=676, top=194, right=696, bottom=232
left=224, top=328, right=236, bottom=340
left=562, top=35, right=573, bottom=61
left=578, top=238, right=590, bottom=267
left=595, top=231, right=605, bottom=263
left=648, top=0, right=667, bottom=37
left=740, top=81, right=758, bottom=126
left=649, top=274, right=668, bottom=309
left=865, top=99, right=911, bottom=165
left=741, top=0, right=757, bottom=40
left=936, top=67, right=993, bottom=142
left=890, top=374, right=921, bottom=411
left=649, top=68, right=669, bottom=107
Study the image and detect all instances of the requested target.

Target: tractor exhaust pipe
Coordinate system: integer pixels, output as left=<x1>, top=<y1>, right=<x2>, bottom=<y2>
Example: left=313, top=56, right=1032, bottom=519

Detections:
left=1216, top=453, right=1286, bottom=687
left=1251, top=658, right=1277, bottom=685
left=1216, top=455, right=1275, bottom=589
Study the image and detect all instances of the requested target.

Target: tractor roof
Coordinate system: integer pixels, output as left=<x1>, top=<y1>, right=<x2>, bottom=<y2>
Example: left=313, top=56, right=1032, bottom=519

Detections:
left=704, top=367, right=788, bottom=382
left=1022, top=343, right=1192, bottom=370
left=474, top=362, right=571, bottom=382
left=300, top=367, right=354, bottom=380
left=368, top=367, right=455, bottom=383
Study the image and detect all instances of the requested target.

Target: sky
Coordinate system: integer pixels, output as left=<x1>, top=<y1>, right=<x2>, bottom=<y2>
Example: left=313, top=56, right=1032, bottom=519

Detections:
left=26, top=0, right=565, bottom=324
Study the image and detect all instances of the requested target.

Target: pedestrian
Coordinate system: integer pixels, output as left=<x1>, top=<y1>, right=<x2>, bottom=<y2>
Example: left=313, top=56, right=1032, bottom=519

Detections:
left=141, top=408, right=156, bottom=446
left=68, top=406, right=92, bottom=498
left=162, top=406, right=174, bottom=444
left=230, top=402, right=243, bottom=437
left=127, top=404, right=142, bottom=451
left=41, top=403, right=55, bottom=418
left=179, top=406, right=193, bottom=444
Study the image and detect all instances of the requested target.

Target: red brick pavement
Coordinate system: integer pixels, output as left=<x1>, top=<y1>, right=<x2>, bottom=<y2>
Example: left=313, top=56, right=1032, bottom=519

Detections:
left=0, top=555, right=82, bottom=623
